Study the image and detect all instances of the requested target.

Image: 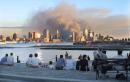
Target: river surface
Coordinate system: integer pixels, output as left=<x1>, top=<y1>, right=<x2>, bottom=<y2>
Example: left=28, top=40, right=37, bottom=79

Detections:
left=0, top=43, right=129, bottom=63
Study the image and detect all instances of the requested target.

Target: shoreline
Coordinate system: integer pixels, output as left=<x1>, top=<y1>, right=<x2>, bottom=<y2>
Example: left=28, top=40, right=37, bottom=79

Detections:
left=0, top=46, right=130, bottom=50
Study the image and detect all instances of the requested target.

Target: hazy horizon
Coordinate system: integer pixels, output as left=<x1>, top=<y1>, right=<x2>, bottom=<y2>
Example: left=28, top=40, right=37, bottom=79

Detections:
left=0, top=0, right=130, bottom=39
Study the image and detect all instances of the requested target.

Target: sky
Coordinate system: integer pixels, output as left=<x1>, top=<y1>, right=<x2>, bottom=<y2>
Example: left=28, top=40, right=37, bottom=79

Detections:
left=0, top=0, right=130, bottom=38
left=0, top=0, right=129, bottom=27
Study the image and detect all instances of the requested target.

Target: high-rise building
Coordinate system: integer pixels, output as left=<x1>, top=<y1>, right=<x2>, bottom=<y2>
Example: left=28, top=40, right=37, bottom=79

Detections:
left=44, top=29, right=50, bottom=42
left=56, top=29, right=60, bottom=39
left=0, top=35, right=3, bottom=41
left=6, top=36, right=11, bottom=41
left=72, top=32, right=76, bottom=42
left=13, top=33, right=17, bottom=41
left=42, top=29, right=47, bottom=38
left=28, top=32, right=32, bottom=39
left=32, top=32, right=36, bottom=40
left=80, top=32, right=86, bottom=42
left=85, top=28, right=88, bottom=40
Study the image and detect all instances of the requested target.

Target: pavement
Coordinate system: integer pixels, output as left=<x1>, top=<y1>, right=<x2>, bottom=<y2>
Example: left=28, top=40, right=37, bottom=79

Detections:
left=0, top=63, right=129, bottom=82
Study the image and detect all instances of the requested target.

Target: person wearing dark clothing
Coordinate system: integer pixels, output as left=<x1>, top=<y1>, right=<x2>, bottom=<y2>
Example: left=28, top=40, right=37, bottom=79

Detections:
left=76, top=55, right=82, bottom=70
left=17, top=56, right=20, bottom=63
left=80, top=55, right=88, bottom=71
left=88, top=56, right=90, bottom=61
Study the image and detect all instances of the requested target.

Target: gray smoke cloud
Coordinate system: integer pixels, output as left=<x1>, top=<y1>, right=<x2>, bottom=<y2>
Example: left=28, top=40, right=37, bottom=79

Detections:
left=25, top=2, right=130, bottom=39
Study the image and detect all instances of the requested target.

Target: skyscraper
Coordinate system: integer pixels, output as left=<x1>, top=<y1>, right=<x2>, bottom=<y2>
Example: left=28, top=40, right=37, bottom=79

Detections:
left=72, top=32, right=76, bottom=42
left=56, top=29, right=60, bottom=39
left=28, top=32, right=32, bottom=39
left=46, top=29, right=50, bottom=42
left=13, top=33, right=17, bottom=41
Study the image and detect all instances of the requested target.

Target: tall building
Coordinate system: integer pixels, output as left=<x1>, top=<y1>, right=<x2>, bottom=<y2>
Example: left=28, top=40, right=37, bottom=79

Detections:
left=0, top=35, right=3, bottom=41
left=85, top=28, right=88, bottom=40
left=72, top=32, right=76, bottom=42
left=32, top=32, right=36, bottom=40
left=42, top=29, right=47, bottom=38
left=13, top=33, right=17, bottom=41
left=28, top=32, right=32, bottom=39
left=56, top=29, right=60, bottom=39
left=44, top=29, right=50, bottom=42
left=80, top=32, right=86, bottom=42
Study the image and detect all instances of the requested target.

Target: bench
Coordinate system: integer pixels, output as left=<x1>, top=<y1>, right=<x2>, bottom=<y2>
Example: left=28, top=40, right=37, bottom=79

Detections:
left=95, top=58, right=129, bottom=80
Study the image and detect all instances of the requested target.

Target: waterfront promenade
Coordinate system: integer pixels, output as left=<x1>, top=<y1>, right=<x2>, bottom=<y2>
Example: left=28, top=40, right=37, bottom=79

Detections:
left=0, top=63, right=129, bottom=82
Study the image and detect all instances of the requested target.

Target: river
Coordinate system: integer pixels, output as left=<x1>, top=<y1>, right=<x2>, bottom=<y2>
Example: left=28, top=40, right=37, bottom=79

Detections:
left=0, top=47, right=129, bottom=63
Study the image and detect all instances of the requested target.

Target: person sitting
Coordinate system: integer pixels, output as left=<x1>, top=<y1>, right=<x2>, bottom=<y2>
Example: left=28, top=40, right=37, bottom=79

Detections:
left=93, top=51, right=100, bottom=60
left=65, top=51, right=69, bottom=59
left=55, top=55, right=65, bottom=70
left=98, top=50, right=111, bottom=78
left=7, top=53, right=14, bottom=66
left=31, top=53, right=41, bottom=68
left=64, top=55, right=75, bottom=70
left=0, top=54, right=8, bottom=65
left=17, top=56, right=20, bottom=63
left=80, top=55, right=88, bottom=71
left=76, top=55, right=82, bottom=70
left=128, top=53, right=130, bottom=60
left=97, top=48, right=107, bottom=60
left=26, top=54, right=33, bottom=67
left=113, top=50, right=126, bottom=59
left=113, top=50, right=127, bottom=72
left=48, top=61, right=55, bottom=69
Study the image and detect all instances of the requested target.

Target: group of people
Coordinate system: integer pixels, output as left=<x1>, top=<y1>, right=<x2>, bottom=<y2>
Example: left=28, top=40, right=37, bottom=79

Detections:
left=0, top=53, right=14, bottom=66
left=55, top=52, right=91, bottom=71
left=26, top=53, right=41, bottom=67
left=92, top=48, right=129, bottom=79
left=0, top=51, right=92, bottom=72
left=76, top=55, right=90, bottom=71
left=1, top=49, right=129, bottom=76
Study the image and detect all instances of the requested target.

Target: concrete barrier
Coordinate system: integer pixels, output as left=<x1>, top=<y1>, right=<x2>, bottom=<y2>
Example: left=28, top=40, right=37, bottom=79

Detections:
left=0, top=73, right=89, bottom=82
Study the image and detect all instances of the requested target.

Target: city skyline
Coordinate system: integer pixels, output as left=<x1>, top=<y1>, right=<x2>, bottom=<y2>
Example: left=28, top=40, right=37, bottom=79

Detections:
left=0, top=0, right=130, bottom=39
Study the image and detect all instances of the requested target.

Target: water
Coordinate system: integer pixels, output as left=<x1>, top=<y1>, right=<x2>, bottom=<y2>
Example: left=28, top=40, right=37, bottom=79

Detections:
left=0, top=47, right=129, bottom=63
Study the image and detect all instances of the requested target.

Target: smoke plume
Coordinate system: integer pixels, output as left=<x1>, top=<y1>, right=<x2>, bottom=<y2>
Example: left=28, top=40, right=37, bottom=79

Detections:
left=25, top=2, right=130, bottom=39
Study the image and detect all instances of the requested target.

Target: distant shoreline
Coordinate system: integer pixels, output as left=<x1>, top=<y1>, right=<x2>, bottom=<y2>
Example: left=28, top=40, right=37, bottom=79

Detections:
left=0, top=45, right=130, bottom=50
